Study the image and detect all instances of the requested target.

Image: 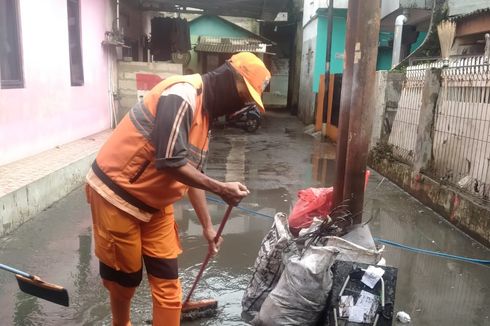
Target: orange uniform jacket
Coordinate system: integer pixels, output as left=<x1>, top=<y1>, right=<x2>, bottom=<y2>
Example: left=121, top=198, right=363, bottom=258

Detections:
left=92, top=74, right=209, bottom=213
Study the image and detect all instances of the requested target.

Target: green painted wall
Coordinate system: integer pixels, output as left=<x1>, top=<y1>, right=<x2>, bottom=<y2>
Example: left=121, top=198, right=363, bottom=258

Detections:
left=313, top=10, right=347, bottom=93
left=377, top=32, right=394, bottom=70
left=310, top=11, right=429, bottom=76
left=187, top=16, right=259, bottom=74
left=376, top=31, right=428, bottom=71
left=189, top=16, right=252, bottom=38
left=377, top=48, right=393, bottom=71
left=410, top=31, right=427, bottom=53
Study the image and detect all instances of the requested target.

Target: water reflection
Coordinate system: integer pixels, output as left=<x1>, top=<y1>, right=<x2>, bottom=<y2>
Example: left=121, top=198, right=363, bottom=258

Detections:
left=225, top=137, right=247, bottom=184
left=311, top=140, right=336, bottom=186
left=70, top=227, right=111, bottom=326
left=2, top=111, right=489, bottom=325
left=13, top=292, right=43, bottom=326
left=365, top=172, right=490, bottom=326
left=74, top=231, right=91, bottom=292
left=179, top=211, right=272, bottom=326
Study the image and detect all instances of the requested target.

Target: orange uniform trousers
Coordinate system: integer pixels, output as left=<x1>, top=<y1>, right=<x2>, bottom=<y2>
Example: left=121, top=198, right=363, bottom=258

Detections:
left=86, top=185, right=183, bottom=326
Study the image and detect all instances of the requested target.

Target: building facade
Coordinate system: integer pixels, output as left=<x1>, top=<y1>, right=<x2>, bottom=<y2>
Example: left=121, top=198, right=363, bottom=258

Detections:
left=0, top=0, right=114, bottom=166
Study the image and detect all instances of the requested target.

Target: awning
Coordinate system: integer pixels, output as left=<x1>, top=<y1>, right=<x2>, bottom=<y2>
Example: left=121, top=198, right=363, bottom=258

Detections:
left=194, top=36, right=268, bottom=53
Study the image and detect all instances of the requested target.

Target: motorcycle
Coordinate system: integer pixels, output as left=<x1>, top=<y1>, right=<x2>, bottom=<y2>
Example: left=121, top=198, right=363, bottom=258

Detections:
left=225, top=104, right=261, bottom=132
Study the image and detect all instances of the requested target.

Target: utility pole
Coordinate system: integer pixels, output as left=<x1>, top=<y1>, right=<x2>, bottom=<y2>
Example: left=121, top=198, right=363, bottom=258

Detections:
left=334, top=0, right=381, bottom=224
left=333, top=0, right=360, bottom=207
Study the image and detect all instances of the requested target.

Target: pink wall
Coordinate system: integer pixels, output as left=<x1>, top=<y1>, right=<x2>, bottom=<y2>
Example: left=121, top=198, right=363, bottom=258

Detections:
left=0, top=0, right=112, bottom=165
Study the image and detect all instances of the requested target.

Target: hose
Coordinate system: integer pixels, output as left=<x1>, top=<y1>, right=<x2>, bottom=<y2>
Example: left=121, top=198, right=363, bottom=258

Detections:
left=205, top=195, right=490, bottom=267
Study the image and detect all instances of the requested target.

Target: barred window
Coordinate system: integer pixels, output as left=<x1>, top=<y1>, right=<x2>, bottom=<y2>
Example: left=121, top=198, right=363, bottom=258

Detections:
left=0, top=0, right=23, bottom=89
left=67, top=0, right=84, bottom=86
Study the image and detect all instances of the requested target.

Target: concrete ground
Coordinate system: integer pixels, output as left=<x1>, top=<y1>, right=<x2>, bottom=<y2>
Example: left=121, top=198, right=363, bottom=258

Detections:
left=0, top=109, right=488, bottom=325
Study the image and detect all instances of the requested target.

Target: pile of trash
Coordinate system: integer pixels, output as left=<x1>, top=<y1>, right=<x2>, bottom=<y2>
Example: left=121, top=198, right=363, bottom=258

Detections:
left=241, top=174, right=390, bottom=326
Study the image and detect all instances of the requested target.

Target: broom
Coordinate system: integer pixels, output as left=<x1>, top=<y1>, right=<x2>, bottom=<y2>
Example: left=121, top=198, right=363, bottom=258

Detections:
left=181, top=205, right=234, bottom=320
left=437, top=20, right=456, bottom=66
left=0, top=263, right=69, bottom=306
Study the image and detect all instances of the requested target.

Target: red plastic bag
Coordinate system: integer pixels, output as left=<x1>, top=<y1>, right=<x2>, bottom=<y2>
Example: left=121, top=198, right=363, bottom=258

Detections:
left=288, top=187, right=333, bottom=232
left=288, top=171, right=370, bottom=234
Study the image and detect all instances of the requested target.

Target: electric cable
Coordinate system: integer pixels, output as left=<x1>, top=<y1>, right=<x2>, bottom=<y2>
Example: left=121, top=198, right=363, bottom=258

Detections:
left=205, top=195, right=490, bottom=267
left=372, top=238, right=490, bottom=266
left=206, top=196, right=274, bottom=219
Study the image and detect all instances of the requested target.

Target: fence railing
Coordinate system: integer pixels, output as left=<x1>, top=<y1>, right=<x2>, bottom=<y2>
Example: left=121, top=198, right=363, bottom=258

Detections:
left=387, top=56, right=490, bottom=200
left=432, top=57, right=490, bottom=200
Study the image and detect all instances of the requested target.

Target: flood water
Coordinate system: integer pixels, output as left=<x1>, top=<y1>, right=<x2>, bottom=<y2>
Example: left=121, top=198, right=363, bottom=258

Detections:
left=0, top=109, right=489, bottom=325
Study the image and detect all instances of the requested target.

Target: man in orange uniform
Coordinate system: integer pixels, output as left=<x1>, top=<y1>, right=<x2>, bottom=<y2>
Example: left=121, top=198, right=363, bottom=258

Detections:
left=85, top=52, right=271, bottom=326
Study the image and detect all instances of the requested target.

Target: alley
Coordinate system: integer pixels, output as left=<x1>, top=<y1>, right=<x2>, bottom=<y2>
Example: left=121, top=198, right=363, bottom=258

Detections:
left=0, top=110, right=488, bottom=326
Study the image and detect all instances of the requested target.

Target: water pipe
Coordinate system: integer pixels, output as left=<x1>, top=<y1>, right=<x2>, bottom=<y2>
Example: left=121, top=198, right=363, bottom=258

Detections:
left=391, top=14, right=407, bottom=68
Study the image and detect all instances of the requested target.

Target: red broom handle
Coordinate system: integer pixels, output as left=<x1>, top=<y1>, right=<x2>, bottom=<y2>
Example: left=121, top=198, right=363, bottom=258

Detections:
left=183, top=205, right=233, bottom=306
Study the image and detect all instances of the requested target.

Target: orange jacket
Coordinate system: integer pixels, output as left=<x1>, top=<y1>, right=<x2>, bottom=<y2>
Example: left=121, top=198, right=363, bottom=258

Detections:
left=93, top=74, right=209, bottom=213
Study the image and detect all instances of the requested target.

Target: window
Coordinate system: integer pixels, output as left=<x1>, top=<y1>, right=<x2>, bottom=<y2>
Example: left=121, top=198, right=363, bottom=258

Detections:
left=0, top=0, right=24, bottom=89
left=67, top=0, right=84, bottom=86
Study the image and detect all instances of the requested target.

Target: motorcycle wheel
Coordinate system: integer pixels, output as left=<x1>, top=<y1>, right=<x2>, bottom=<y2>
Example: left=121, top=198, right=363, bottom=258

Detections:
left=244, top=114, right=260, bottom=132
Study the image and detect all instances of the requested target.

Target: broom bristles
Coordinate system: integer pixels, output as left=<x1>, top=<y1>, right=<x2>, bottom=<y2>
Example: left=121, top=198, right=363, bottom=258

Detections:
left=437, top=20, right=456, bottom=60
left=15, top=275, right=69, bottom=307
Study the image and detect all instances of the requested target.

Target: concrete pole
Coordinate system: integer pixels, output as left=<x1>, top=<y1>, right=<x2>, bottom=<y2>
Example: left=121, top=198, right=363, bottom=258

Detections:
left=343, top=0, right=381, bottom=224
left=333, top=0, right=360, bottom=207
left=413, top=68, right=442, bottom=174
left=484, top=33, right=490, bottom=63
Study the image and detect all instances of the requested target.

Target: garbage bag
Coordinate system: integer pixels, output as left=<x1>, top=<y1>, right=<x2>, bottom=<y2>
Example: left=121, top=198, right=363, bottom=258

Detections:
left=325, top=236, right=383, bottom=265
left=254, top=246, right=339, bottom=326
left=288, top=171, right=370, bottom=235
left=242, top=213, right=297, bottom=317
left=298, top=222, right=384, bottom=265
left=288, top=187, right=334, bottom=233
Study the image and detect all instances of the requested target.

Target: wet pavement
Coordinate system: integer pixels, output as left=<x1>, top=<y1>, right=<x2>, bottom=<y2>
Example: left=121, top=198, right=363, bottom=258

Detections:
left=0, top=109, right=489, bottom=325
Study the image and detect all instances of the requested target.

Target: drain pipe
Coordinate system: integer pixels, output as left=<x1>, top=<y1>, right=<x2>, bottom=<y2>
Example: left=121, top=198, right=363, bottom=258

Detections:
left=116, top=0, right=120, bottom=33
left=391, top=14, right=407, bottom=68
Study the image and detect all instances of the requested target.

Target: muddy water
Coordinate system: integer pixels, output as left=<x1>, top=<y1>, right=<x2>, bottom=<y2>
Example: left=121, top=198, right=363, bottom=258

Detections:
left=0, top=110, right=319, bottom=325
left=177, top=111, right=320, bottom=325
left=364, top=172, right=490, bottom=326
left=0, top=110, right=489, bottom=325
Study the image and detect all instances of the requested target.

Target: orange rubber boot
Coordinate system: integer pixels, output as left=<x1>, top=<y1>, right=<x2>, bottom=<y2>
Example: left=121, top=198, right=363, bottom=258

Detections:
left=152, top=306, right=181, bottom=326
left=148, top=275, right=182, bottom=326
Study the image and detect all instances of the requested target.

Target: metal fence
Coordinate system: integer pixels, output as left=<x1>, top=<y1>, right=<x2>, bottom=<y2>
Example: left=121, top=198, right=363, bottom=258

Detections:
left=388, top=56, right=490, bottom=200
left=388, top=64, right=441, bottom=163
left=432, top=57, right=490, bottom=200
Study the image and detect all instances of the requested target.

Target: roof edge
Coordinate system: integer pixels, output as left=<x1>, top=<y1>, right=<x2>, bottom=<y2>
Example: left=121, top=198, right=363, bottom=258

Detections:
left=189, top=14, right=275, bottom=45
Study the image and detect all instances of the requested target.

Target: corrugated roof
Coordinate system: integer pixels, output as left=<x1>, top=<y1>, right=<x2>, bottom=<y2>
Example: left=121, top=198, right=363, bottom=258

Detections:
left=448, top=0, right=490, bottom=17
left=451, top=6, right=490, bottom=21
left=194, top=36, right=268, bottom=53
left=189, top=15, right=274, bottom=44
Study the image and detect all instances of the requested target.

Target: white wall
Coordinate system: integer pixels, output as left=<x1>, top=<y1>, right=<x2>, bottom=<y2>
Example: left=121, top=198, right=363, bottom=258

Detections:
left=117, top=61, right=182, bottom=121
left=298, top=18, right=319, bottom=123
left=381, top=0, right=400, bottom=19
left=303, top=0, right=348, bottom=27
